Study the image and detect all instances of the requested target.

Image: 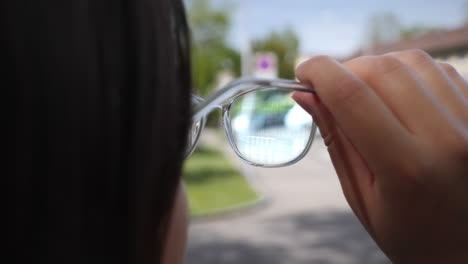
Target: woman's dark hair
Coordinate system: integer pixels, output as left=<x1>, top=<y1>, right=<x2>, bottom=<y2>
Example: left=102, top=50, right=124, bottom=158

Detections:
left=6, top=0, right=191, bottom=263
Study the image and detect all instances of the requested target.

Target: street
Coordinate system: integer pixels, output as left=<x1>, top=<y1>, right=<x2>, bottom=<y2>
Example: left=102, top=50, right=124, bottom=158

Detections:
left=185, top=131, right=391, bottom=264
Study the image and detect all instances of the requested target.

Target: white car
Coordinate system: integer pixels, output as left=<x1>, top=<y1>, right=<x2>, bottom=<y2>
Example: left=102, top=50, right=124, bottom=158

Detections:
left=284, top=104, right=312, bottom=129
left=285, top=104, right=321, bottom=137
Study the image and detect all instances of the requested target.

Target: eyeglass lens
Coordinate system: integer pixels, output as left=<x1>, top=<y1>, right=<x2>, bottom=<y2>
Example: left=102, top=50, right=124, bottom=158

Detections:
left=229, top=88, right=313, bottom=166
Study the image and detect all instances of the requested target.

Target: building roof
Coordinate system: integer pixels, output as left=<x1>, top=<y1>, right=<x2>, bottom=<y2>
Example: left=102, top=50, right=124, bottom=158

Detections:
left=343, top=25, right=468, bottom=60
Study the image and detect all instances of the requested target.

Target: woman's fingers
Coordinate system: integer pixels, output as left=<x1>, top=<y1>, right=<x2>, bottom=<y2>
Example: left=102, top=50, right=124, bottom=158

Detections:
left=295, top=51, right=468, bottom=263
left=386, top=50, right=468, bottom=152
left=437, top=61, right=468, bottom=100
left=388, top=50, right=467, bottom=119
left=296, top=56, right=415, bottom=177
left=343, top=55, right=458, bottom=139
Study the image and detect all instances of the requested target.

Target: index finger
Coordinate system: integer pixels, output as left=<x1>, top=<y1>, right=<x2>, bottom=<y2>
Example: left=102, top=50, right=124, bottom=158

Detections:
left=296, top=56, right=416, bottom=174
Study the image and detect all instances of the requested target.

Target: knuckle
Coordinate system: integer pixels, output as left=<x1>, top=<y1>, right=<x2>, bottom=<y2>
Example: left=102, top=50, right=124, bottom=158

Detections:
left=438, top=62, right=460, bottom=77
left=346, top=55, right=374, bottom=65
left=346, top=55, right=405, bottom=84
left=398, top=49, right=433, bottom=66
left=375, top=55, right=405, bottom=75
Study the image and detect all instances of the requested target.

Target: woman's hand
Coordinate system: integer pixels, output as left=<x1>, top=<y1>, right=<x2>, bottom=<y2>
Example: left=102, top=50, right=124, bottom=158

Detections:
left=293, top=49, right=468, bottom=263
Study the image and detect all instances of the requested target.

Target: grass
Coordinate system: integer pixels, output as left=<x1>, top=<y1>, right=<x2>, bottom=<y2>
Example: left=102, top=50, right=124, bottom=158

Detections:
left=183, top=145, right=259, bottom=217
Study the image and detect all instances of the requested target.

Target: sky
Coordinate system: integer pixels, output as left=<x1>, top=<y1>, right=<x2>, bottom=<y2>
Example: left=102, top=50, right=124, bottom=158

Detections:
left=215, top=0, right=467, bottom=57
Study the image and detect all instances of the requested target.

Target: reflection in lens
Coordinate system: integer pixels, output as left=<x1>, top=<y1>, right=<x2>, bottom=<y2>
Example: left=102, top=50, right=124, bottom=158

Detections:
left=230, top=88, right=313, bottom=166
left=185, top=118, right=203, bottom=158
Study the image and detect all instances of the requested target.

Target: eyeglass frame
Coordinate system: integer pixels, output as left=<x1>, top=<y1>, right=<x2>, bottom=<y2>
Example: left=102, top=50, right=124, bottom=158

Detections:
left=186, top=77, right=317, bottom=168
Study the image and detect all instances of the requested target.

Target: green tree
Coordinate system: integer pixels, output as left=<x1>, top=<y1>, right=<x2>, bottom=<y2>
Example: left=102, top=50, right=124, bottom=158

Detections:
left=400, top=25, right=437, bottom=40
left=251, top=27, right=299, bottom=80
left=365, top=12, right=401, bottom=47
left=365, top=12, right=440, bottom=49
left=188, top=0, right=240, bottom=96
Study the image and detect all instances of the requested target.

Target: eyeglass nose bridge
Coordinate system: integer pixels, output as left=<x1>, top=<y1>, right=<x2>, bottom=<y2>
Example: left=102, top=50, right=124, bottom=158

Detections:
left=201, top=103, right=224, bottom=117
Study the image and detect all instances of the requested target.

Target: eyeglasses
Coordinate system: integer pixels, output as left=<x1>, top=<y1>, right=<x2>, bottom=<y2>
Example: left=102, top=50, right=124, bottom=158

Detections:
left=186, top=78, right=317, bottom=167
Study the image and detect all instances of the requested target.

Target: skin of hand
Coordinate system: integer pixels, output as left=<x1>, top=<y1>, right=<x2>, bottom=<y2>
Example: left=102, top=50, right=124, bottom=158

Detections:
left=292, top=49, right=468, bottom=263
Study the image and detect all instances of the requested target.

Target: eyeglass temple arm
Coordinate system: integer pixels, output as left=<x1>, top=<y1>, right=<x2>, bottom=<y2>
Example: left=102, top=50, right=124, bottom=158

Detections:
left=192, top=78, right=314, bottom=121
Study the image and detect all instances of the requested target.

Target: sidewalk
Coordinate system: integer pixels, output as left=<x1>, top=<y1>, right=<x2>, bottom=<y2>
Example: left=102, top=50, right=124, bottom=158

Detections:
left=186, top=129, right=390, bottom=264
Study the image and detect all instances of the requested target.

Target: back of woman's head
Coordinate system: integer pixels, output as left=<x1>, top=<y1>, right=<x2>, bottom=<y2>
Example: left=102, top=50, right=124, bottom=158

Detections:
left=6, top=0, right=191, bottom=263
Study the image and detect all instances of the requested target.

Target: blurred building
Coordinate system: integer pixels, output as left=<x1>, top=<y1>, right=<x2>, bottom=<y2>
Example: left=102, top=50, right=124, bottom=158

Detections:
left=345, top=25, right=468, bottom=78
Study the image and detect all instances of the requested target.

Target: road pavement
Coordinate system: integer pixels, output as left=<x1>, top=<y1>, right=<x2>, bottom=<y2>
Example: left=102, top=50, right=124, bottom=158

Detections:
left=185, top=130, right=391, bottom=264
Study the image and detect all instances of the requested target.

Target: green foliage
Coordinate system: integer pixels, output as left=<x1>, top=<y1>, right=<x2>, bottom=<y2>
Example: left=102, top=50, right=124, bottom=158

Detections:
left=188, top=0, right=230, bottom=46
left=183, top=145, right=258, bottom=216
left=191, top=44, right=240, bottom=95
left=366, top=12, right=401, bottom=46
left=251, top=27, right=299, bottom=80
left=187, top=0, right=240, bottom=96
left=400, top=26, right=437, bottom=40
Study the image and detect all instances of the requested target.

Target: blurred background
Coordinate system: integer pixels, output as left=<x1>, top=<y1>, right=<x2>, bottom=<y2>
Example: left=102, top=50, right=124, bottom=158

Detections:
left=183, top=1, right=468, bottom=263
